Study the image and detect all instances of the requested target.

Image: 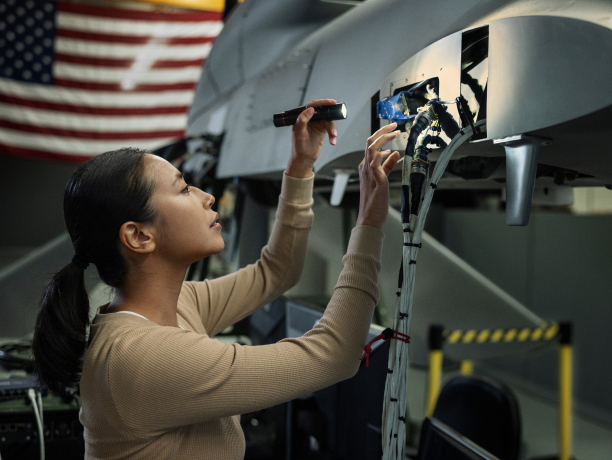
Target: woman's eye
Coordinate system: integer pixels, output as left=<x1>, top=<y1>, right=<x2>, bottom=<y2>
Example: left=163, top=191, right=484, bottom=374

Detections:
left=182, top=185, right=190, bottom=194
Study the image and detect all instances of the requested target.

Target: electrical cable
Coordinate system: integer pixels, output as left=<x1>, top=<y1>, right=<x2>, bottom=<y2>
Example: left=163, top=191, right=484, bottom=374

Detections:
left=381, top=118, right=486, bottom=460
left=27, top=389, right=45, bottom=460
left=37, top=391, right=44, bottom=436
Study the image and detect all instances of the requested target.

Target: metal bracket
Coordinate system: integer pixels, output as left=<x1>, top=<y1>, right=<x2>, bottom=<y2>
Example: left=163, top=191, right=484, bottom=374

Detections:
left=494, top=135, right=550, bottom=226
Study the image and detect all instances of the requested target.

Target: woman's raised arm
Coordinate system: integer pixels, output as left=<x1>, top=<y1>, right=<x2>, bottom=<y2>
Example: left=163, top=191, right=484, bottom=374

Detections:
left=183, top=100, right=339, bottom=336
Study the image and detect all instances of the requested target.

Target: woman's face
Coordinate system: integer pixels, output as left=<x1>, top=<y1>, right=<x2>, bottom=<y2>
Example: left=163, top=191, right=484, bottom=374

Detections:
left=146, top=154, right=224, bottom=264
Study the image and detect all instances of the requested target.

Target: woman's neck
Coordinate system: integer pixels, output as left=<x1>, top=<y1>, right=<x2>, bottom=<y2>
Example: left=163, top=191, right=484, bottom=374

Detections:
left=106, top=262, right=187, bottom=328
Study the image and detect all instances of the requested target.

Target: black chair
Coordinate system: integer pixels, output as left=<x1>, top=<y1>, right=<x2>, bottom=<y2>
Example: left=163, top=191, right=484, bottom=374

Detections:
left=432, top=375, right=521, bottom=460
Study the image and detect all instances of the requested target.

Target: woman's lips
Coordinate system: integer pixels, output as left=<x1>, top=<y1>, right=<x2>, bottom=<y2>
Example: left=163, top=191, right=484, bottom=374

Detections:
left=210, top=213, right=221, bottom=229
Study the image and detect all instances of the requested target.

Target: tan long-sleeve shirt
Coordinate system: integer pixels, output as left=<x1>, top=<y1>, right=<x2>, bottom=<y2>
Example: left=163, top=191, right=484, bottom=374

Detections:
left=79, top=173, right=384, bottom=459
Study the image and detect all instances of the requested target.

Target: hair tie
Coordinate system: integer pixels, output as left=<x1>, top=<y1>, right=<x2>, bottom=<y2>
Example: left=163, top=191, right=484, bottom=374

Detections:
left=71, top=255, right=89, bottom=270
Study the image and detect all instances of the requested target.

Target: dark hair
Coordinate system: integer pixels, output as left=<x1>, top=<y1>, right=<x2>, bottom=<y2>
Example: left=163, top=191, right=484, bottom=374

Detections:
left=32, top=147, right=157, bottom=393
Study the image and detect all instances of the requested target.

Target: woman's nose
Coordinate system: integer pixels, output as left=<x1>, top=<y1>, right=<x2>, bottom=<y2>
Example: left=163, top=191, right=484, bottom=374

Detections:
left=205, top=193, right=215, bottom=208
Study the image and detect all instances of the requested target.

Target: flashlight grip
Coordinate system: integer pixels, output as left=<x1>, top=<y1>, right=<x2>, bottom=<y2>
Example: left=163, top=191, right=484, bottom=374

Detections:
left=274, top=103, right=346, bottom=128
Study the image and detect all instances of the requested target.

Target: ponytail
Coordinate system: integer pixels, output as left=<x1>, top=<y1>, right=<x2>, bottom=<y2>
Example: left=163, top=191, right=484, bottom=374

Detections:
left=31, top=147, right=156, bottom=394
left=33, top=261, right=90, bottom=393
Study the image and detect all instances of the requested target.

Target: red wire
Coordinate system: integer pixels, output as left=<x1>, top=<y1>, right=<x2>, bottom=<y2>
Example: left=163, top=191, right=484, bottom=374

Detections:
left=360, top=328, right=410, bottom=367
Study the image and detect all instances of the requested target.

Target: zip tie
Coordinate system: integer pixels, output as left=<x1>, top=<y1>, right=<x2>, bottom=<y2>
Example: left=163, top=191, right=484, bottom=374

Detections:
left=396, top=291, right=401, bottom=297
left=430, top=183, right=437, bottom=189
left=390, top=398, right=398, bottom=402
left=404, top=243, right=422, bottom=248
left=402, top=228, right=411, bottom=232
left=399, top=416, right=406, bottom=423
left=409, top=260, right=416, bottom=265
left=387, top=369, right=394, bottom=374
left=361, top=328, right=411, bottom=367
left=399, top=313, right=408, bottom=319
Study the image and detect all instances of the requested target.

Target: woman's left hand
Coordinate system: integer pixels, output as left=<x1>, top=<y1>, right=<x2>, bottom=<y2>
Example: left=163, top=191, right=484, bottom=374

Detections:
left=286, top=99, right=338, bottom=178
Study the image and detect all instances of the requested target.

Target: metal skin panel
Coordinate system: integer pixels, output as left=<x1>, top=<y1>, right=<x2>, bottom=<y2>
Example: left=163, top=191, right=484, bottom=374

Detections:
left=189, top=0, right=612, bottom=183
left=246, top=48, right=317, bottom=132
left=377, top=32, right=463, bottom=161
left=188, top=0, right=352, bottom=126
left=486, top=16, right=612, bottom=140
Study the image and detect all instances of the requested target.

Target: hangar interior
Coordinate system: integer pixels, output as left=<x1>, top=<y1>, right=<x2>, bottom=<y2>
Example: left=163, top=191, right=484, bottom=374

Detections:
left=1, top=0, right=612, bottom=459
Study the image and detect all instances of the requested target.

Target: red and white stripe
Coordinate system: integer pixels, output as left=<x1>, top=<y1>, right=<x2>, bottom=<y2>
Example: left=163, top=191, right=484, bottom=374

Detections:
left=0, top=1, right=223, bottom=162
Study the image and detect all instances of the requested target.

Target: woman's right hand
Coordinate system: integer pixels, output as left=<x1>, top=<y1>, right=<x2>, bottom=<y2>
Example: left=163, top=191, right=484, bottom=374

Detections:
left=355, top=123, right=401, bottom=230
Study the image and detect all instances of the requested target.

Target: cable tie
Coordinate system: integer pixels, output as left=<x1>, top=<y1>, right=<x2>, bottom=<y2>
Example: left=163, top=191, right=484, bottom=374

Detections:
left=396, top=291, right=401, bottom=297
left=399, top=416, right=406, bottom=423
left=402, top=228, right=411, bottom=232
left=403, top=243, right=422, bottom=248
left=361, top=328, right=411, bottom=367
left=390, top=398, right=398, bottom=402
left=409, top=260, right=416, bottom=265
left=394, top=434, right=398, bottom=438
left=399, top=313, right=408, bottom=319
left=387, top=369, right=393, bottom=374
left=430, top=183, right=437, bottom=189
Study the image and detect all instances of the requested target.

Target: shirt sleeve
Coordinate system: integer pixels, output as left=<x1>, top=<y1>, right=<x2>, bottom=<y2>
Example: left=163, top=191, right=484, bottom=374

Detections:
left=108, top=225, right=384, bottom=437
left=179, top=172, right=315, bottom=337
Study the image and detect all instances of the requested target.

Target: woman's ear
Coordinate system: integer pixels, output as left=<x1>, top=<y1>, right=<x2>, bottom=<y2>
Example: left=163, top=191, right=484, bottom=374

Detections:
left=119, top=221, right=156, bottom=254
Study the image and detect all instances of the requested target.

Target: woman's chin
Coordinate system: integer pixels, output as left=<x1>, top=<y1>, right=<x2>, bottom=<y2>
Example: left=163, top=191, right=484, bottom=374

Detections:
left=197, top=243, right=225, bottom=260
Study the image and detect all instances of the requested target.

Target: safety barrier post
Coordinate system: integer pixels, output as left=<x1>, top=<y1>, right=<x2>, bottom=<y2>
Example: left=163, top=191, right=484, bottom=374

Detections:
left=459, top=360, right=474, bottom=375
left=426, top=324, right=444, bottom=417
left=559, top=322, right=573, bottom=460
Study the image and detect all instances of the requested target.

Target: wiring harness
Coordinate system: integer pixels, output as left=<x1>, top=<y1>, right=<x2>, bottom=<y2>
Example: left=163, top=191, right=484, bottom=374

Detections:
left=381, top=99, right=486, bottom=458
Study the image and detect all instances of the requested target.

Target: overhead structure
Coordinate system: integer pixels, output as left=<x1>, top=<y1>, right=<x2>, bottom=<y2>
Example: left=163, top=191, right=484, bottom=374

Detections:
left=188, top=0, right=612, bottom=225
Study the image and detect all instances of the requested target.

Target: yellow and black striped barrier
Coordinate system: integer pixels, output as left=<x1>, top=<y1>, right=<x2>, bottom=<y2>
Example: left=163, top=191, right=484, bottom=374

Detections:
left=425, top=321, right=573, bottom=460
left=443, top=323, right=560, bottom=345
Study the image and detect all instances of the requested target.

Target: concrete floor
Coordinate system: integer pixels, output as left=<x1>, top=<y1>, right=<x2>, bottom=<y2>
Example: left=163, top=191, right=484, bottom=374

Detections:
left=405, top=366, right=612, bottom=459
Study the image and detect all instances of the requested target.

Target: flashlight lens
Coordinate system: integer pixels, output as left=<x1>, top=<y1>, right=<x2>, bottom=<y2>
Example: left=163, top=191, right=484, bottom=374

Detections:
left=341, top=103, right=347, bottom=119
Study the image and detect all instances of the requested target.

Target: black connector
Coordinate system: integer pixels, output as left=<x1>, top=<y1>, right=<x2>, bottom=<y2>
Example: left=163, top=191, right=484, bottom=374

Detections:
left=409, top=170, right=426, bottom=217
left=405, top=110, right=434, bottom=158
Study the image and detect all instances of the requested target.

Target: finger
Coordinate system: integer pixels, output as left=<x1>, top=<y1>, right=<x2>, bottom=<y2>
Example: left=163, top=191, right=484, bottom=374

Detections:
left=294, top=107, right=315, bottom=133
left=369, top=130, right=401, bottom=153
left=366, top=130, right=396, bottom=165
left=305, top=99, right=338, bottom=108
left=369, top=149, right=390, bottom=183
left=382, top=151, right=400, bottom=176
left=370, top=148, right=388, bottom=170
left=327, top=120, right=337, bottom=145
left=367, top=122, right=398, bottom=145
left=367, top=127, right=398, bottom=152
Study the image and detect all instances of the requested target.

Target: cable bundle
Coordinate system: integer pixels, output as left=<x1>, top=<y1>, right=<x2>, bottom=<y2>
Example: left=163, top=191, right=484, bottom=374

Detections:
left=381, top=117, right=486, bottom=460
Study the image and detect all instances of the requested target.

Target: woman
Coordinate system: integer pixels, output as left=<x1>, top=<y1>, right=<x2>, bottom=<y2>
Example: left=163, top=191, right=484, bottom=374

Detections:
left=32, top=99, right=401, bottom=459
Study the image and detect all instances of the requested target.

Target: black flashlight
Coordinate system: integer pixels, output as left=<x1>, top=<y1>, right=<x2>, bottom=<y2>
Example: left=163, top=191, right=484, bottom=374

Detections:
left=273, top=103, right=347, bottom=127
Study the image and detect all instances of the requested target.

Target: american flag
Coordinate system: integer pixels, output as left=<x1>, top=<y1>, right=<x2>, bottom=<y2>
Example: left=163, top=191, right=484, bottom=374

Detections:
left=0, top=0, right=223, bottom=162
